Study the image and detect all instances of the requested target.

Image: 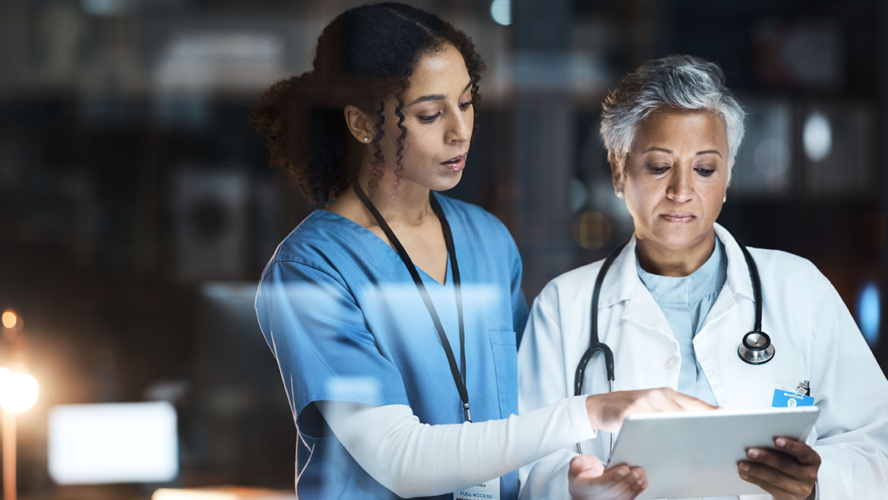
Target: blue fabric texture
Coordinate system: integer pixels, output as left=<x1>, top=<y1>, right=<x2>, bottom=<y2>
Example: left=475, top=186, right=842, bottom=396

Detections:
left=635, top=236, right=728, bottom=407
left=255, top=194, right=529, bottom=500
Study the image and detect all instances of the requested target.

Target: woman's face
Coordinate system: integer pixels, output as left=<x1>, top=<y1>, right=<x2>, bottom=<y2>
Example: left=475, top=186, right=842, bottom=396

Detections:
left=377, top=43, right=474, bottom=192
left=617, top=110, right=731, bottom=253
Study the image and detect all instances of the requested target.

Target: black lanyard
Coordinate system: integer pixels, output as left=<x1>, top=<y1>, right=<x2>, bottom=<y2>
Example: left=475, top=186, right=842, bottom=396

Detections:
left=353, top=183, right=471, bottom=422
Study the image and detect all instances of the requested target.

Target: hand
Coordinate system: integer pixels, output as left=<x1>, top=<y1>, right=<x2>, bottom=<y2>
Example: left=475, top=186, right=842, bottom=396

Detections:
left=585, top=387, right=717, bottom=433
left=738, top=437, right=820, bottom=500
left=568, top=454, right=647, bottom=500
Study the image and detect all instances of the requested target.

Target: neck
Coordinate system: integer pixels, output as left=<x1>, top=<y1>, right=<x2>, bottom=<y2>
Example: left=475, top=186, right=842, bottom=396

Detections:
left=352, top=163, right=434, bottom=226
left=636, top=229, right=716, bottom=277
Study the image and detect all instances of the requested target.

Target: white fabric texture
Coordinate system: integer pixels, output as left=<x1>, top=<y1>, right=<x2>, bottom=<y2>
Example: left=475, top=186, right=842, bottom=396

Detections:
left=317, top=395, right=594, bottom=498
left=518, top=223, right=888, bottom=500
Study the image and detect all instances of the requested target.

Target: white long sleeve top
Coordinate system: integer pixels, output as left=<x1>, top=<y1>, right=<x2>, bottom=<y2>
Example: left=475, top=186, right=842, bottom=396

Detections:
left=317, top=396, right=594, bottom=498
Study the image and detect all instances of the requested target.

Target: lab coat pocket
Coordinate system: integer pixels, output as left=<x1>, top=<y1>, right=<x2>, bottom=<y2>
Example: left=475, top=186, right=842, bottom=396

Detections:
left=489, top=329, right=519, bottom=418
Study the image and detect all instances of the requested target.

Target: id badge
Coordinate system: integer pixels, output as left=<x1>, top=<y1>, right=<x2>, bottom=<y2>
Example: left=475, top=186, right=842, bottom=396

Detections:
left=454, top=479, right=500, bottom=500
left=771, top=388, right=814, bottom=408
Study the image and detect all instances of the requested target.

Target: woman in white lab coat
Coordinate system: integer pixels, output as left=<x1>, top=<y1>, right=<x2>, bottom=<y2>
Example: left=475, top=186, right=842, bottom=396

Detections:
left=518, top=55, right=888, bottom=500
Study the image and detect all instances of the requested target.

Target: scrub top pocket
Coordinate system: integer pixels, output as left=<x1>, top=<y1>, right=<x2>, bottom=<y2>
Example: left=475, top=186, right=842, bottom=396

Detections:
left=489, top=329, right=519, bottom=418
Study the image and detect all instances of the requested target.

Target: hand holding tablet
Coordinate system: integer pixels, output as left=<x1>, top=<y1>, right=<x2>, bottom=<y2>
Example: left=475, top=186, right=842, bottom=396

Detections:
left=568, top=455, right=646, bottom=500
left=739, top=436, right=820, bottom=500
left=586, top=406, right=820, bottom=500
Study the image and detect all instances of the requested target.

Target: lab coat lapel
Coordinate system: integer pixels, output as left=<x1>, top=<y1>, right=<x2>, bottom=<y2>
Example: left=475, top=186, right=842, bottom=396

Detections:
left=604, top=238, right=676, bottom=345
left=694, top=224, right=756, bottom=346
left=694, top=224, right=762, bottom=408
left=620, top=287, right=675, bottom=342
left=713, top=223, right=756, bottom=303
left=696, top=282, right=739, bottom=336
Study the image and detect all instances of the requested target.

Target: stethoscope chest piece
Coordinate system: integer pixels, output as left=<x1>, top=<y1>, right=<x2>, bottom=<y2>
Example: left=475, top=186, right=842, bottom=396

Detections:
left=738, top=330, right=775, bottom=365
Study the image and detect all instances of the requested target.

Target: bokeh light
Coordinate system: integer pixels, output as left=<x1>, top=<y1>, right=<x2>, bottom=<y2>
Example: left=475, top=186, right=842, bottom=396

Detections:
left=855, top=281, right=880, bottom=349
left=1, top=310, right=17, bottom=329
left=490, top=0, right=511, bottom=26
left=0, top=371, right=39, bottom=414
left=754, top=138, right=790, bottom=176
left=573, top=211, right=611, bottom=250
left=803, top=112, right=832, bottom=162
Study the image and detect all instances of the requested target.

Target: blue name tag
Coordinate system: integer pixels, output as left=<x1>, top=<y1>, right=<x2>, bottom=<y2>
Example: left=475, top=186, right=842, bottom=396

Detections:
left=772, top=389, right=814, bottom=408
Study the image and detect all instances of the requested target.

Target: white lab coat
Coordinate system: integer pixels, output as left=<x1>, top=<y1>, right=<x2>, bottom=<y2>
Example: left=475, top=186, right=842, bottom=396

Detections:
left=518, top=223, right=888, bottom=500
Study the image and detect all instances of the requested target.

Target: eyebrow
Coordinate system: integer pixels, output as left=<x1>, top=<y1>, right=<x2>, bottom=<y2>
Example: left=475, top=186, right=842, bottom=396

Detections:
left=696, top=150, right=723, bottom=157
left=642, top=147, right=723, bottom=158
left=405, top=80, right=473, bottom=107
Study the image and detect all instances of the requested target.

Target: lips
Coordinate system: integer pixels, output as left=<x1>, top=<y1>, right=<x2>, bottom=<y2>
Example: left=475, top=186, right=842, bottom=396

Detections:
left=441, top=153, right=467, bottom=172
left=661, top=212, right=696, bottom=223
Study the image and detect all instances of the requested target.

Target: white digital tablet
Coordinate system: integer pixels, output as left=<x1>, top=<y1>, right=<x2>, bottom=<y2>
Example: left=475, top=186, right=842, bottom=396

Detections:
left=605, top=407, right=819, bottom=500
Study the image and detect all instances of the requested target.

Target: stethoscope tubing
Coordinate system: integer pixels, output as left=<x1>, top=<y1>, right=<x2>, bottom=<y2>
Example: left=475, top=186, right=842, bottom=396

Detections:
left=574, top=241, right=626, bottom=455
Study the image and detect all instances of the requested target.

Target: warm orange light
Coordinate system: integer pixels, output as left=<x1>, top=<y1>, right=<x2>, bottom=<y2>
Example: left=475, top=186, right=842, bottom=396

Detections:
left=573, top=211, right=612, bottom=250
left=1, top=311, right=16, bottom=330
left=0, top=371, right=38, bottom=414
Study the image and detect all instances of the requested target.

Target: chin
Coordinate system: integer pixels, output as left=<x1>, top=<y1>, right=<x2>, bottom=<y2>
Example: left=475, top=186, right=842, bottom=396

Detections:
left=428, top=172, right=463, bottom=192
left=649, top=223, right=711, bottom=250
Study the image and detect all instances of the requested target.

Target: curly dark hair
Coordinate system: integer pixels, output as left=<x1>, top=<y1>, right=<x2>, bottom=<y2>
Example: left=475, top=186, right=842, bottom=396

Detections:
left=251, top=2, right=486, bottom=204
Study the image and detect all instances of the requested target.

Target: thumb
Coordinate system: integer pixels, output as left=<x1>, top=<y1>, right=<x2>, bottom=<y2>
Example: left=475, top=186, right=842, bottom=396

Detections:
left=569, top=454, right=605, bottom=479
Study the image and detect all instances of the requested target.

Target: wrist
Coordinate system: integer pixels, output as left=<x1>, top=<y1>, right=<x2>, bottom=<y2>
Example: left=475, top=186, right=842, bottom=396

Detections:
left=585, top=395, right=601, bottom=431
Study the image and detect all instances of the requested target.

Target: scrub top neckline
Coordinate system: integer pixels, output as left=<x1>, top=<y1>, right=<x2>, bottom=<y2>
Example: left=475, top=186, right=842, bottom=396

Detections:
left=314, top=208, right=453, bottom=287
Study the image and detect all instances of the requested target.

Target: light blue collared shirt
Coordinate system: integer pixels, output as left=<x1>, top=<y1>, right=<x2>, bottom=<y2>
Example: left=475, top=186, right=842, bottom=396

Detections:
left=636, top=236, right=727, bottom=407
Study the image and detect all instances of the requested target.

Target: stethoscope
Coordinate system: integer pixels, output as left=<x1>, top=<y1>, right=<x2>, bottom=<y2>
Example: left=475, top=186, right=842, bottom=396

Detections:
left=573, top=238, right=774, bottom=454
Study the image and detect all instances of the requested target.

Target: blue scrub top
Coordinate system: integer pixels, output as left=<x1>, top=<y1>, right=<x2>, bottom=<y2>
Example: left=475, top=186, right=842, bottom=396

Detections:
left=255, top=194, right=529, bottom=500
left=636, top=236, right=727, bottom=407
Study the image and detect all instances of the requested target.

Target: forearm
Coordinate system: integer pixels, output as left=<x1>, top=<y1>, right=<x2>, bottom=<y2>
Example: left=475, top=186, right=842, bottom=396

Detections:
left=318, top=396, right=594, bottom=498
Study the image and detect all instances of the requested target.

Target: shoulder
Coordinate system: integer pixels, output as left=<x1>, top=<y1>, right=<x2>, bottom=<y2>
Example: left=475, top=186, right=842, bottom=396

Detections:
left=534, top=258, right=606, bottom=309
left=437, top=194, right=504, bottom=227
left=261, top=210, right=360, bottom=284
left=747, top=246, right=822, bottom=282
left=746, top=246, right=816, bottom=272
left=718, top=223, right=819, bottom=283
left=272, top=211, right=350, bottom=261
left=551, top=259, right=606, bottom=290
left=745, top=246, right=831, bottom=301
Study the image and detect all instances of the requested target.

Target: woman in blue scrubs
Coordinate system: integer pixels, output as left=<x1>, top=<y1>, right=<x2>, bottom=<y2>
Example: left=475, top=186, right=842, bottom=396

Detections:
left=252, top=5, right=713, bottom=500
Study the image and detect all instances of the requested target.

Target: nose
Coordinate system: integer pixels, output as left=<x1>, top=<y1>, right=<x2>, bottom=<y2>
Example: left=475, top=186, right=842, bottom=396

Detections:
left=666, top=166, right=694, bottom=202
left=446, top=106, right=472, bottom=144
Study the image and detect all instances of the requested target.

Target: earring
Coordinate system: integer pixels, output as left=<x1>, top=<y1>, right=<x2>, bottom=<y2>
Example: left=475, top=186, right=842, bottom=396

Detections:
left=363, top=137, right=369, bottom=142
left=616, top=191, right=624, bottom=199
left=723, top=195, right=727, bottom=203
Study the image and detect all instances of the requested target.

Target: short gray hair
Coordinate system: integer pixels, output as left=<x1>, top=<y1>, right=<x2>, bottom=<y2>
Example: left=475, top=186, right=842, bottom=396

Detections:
left=600, top=55, right=746, bottom=177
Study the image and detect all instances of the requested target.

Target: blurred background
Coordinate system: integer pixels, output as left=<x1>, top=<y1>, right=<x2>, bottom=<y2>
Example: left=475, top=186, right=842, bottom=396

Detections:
left=0, top=0, right=886, bottom=498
